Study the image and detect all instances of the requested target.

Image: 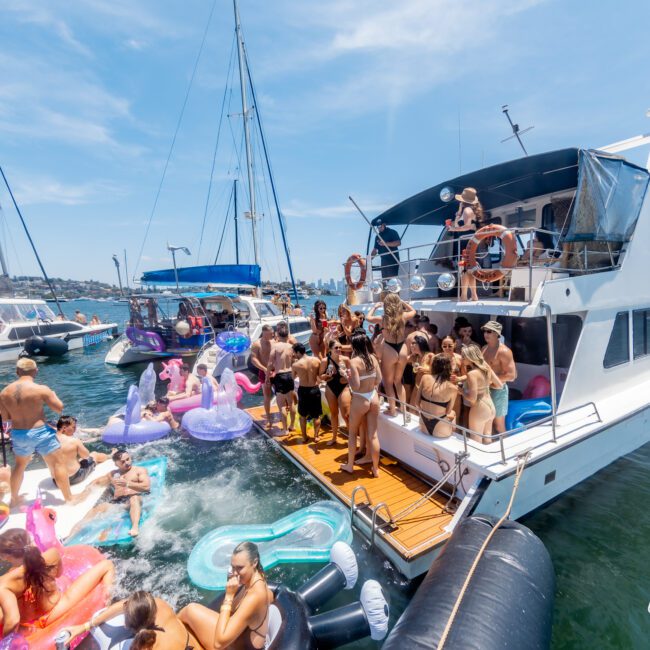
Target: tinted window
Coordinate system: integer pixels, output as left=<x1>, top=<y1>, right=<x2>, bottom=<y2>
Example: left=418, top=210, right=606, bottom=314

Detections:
left=633, top=309, right=650, bottom=359
left=604, top=312, right=629, bottom=368
left=289, top=319, right=310, bottom=335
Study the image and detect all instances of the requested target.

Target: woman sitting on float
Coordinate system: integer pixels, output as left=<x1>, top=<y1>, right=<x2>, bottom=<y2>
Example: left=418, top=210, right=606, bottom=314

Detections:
left=179, top=541, right=273, bottom=650
left=0, top=528, right=114, bottom=637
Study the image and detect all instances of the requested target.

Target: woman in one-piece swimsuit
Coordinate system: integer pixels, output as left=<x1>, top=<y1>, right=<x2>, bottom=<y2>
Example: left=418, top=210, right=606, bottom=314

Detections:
left=320, top=340, right=351, bottom=446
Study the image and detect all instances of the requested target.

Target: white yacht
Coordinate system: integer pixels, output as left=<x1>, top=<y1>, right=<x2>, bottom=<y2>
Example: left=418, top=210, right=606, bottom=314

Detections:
left=0, top=298, right=118, bottom=362
left=259, top=142, right=650, bottom=579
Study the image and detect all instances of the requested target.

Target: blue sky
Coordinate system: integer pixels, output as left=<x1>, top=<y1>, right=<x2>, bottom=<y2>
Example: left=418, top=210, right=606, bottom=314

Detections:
left=0, top=0, right=649, bottom=286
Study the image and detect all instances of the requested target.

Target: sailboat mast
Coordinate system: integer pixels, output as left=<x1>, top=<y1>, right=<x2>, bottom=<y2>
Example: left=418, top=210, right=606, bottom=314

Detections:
left=234, top=0, right=259, bottom=275
left=234, top=179, right=240, bottom=264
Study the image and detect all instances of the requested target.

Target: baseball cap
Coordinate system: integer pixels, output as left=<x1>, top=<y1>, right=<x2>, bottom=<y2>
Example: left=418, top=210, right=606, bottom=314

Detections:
left=481, top=320, right=502, bottom=335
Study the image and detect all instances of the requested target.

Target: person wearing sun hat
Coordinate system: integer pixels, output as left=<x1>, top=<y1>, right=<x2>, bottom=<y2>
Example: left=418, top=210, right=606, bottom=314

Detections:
left=481, top=320, right=516, bottom=434
left=446, top=187, right=485, bottom=301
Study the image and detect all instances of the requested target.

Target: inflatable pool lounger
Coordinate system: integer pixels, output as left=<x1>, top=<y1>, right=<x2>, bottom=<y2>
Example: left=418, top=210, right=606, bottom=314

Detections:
left=65, top=456, right=167, bottom=547
left=188, top=500, right=353, bottom=590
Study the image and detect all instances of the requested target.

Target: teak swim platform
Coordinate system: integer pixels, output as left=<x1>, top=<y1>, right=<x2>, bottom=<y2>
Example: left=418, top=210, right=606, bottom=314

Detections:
left=248, top=405, right=457, bottom=577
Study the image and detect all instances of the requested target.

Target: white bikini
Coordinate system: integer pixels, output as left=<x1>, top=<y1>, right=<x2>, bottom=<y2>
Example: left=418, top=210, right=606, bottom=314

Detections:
left=351, top=369, right=377, bottom=401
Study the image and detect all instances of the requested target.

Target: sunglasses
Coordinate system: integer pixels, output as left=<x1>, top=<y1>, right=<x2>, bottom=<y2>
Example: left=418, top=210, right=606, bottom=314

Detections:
left=332, top=346, right=342, bottom=350
left=442, top=344, right=454, bottom=348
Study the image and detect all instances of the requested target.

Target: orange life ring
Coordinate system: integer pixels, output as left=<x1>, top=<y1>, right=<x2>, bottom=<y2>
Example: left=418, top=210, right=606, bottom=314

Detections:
left=464, top=224, right=518, bottom=283
left=344, top=254, right=367, bottom=290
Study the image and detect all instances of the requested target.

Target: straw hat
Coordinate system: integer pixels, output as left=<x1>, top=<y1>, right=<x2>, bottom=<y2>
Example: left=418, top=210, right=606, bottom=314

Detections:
left=455, top=187, right=479, bottom=205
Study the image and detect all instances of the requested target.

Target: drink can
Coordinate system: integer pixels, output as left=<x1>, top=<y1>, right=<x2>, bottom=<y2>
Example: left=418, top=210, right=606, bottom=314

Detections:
left=55, top=630, right=71, bottom=649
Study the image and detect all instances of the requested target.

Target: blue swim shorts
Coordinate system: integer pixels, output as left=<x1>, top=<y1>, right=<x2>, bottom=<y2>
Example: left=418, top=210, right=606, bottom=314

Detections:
left=11, top=424, right=61, bottom=458
left=489, top=385, right=509, bottom=418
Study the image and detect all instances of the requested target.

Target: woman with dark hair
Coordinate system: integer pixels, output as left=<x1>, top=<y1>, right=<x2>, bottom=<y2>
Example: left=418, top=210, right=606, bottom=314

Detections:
left=405, top=335, right=434, bottom=407
left=446, top=187, right=484, bottom=301
left=413, top=355, right=458, bottom=438
left=320, top=339, right=351, bottom=446
left=339, top=333, right=382, bottom=478
left=180, top=541, right=273, bottom=649
left=309, top=300, right=328, bottom=358
left=64, top=589, right=200, bottom=649
left=0, top=528, right=114, bottom=636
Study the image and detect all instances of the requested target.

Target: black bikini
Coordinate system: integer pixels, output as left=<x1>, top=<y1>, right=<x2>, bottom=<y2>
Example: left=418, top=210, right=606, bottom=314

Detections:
left=326, top=356, right=347, bottom=398
left=385, top=340, right=404, bottom=354
left=420, top=393, right=451, bottom=436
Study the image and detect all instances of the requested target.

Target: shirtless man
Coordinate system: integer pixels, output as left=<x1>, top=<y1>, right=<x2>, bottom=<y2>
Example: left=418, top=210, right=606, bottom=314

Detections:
left=249, top=325, right=274, bottom=424
left=417, top=315, right=441, bottom=352
left=266, top=322, right=296, bottom=433
left=481, top=320, right=517, bottom=434
left=196, top=364, right=219, bottom=392
left=77, top=449, right=151, bottom=538
left=53, top=416, right=112, bottom=487
left=142, top=397, right=179, bottom=430
left=291, top=343, right=323, bottom=442
left=168, top=364, right=200, bottom=401
left=0, top=359, right=73, bottom=507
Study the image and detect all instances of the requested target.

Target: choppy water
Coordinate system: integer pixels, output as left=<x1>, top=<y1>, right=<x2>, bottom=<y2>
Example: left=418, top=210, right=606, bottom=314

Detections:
left=1, top=297, right=647, bottom=649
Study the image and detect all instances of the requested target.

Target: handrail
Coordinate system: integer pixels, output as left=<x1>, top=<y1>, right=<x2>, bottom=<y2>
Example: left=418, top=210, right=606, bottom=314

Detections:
left=350, top=485, right=372, bottom=525
left=370, top=502, right=395, bottom=547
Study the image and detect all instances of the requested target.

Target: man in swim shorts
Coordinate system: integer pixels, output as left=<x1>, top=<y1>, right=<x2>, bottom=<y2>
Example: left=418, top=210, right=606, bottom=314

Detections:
left=291, top=343, right=323, bottom=443
left=53, top=415, right=113, bottom=487
left=266, top=322, right=296, bottom=433
left=481, top=320, right=517, bottom=435
left=78, top=449, right=151, bottom=538
left=0, top=358, right=74, bottom=507
left=250, top=325, right=274, bottom=425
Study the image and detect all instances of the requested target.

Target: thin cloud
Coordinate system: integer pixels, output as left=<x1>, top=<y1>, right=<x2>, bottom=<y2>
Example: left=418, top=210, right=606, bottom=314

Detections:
left=283, top=199, right=391, bottom=220
left=9, top=174, right=126, bottom=207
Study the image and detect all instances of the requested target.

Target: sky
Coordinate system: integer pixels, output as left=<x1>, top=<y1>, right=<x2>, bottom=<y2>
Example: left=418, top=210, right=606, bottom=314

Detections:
left=0, top=0, right=649, bottom=287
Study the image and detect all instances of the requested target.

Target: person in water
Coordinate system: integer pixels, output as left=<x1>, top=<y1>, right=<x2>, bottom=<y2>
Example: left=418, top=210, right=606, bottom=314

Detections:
left=0, top=528, right=114, bottom=636
left=52, top=415, right=113, bottom=487
left=266, top=322, right=296, bottom=433
left=291, top=342, right=323, bottom=443
left=142, top=397, right=179, bottom=430
left=179, top=541, right=273, bottom=650
left=0, top=358, right=74, bottom=507
left=249, top=325, right=275, bottom=426
left=196, top=363, right=220, bottom=392
left=63, top=589, right=200, bottom=650
left=167, top=364, right=199, bottom=401
left=74, top=450, right=151, bottom=538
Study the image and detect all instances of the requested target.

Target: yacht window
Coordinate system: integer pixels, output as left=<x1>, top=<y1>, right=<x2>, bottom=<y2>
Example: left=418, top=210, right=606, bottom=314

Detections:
left=603, top=312, right=629, bottom=368
left=289, top=319, right=310, bottom=335
left=632, top=309, right=650, bottom=359
left=254, top=302, right=280, bottom=318
left=231, top=301, right=250, bottom=317
left=0, top=305, right=22, bottom=323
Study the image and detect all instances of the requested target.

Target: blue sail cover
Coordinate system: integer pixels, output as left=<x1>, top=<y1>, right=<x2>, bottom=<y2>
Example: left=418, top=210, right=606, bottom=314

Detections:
left=141, top=264, right=261, bottom=287
left=565, top=150, right=650, bottom=242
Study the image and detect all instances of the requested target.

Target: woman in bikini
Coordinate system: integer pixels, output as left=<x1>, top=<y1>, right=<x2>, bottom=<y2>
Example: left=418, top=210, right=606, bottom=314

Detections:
left=335, top=304, right=359, bottom=347
left=309, top=300, right=328, bottom=358
left=446, top=187, right=484, bottom=301
left=366, top=294, right=416, bottom=417
left=340, top=333, right=382, bottom=478
left=461, top=345, right=503, bottom=444
left=405, top=335, right=434, bottom=408
left=440, top=335, right=466, bottom=424
left=413, top=355, right=458, bottom=438
left=0, top=528, right=115, bottom=637
left=180, top=541, right=273, bottom=650
left=320, top=340, right=351, bottom=446
left=63, top=590, right=200, bottom=649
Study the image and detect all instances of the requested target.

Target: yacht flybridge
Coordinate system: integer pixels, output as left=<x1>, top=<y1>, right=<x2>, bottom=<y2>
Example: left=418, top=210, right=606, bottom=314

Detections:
left=256, top=144, right=650, bottom=579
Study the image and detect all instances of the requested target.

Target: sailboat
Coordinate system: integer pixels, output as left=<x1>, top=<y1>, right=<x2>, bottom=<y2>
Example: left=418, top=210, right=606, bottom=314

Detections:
left=105, top=0, right=311, bottom=369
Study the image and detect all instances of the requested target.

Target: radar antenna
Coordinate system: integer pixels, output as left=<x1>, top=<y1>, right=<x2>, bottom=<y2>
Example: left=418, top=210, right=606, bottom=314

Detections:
left=501, top=104, right=534, bottom=156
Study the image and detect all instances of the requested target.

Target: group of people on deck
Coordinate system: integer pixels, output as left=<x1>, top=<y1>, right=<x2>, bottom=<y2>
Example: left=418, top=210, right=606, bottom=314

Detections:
left=0, top=355, right=272, bottom=648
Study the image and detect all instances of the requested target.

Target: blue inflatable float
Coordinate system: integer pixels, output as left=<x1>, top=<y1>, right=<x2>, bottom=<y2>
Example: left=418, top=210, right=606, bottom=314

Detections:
left=216, top=329, right=251, bottom=354
left=505, top=396, right=552, bottom=432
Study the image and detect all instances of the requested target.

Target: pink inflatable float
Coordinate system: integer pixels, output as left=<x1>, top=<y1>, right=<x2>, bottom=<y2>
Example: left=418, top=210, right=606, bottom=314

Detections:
left=0, top=500, right=108, bottom=648
left=159, top=358, right=184, bottom=393
left=169, top=371, right=260, bottom=415
left=523, top=374, right=551, bottom=399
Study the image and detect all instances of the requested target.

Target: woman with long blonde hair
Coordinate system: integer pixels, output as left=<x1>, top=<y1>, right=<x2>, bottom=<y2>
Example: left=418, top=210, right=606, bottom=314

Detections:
left=461, top=344, right=502, bottom=444
left=366, top=294, right=416, bottom=417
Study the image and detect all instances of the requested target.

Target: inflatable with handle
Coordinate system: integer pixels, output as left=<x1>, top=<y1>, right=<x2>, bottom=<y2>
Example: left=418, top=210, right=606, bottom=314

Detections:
left=159, top=358, right=184, bottom=392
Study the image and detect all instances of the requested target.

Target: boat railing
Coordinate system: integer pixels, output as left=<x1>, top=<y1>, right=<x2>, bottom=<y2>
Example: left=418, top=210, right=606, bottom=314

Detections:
left=356, top=226, right=623, bottom=303
left=378, top=388, right=602, bottom=465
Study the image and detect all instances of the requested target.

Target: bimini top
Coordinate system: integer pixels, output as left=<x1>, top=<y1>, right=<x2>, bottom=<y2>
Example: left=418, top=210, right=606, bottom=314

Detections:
left=141, top=264, right=261, bottom=288
left=374, top=148, right=580, bottom=227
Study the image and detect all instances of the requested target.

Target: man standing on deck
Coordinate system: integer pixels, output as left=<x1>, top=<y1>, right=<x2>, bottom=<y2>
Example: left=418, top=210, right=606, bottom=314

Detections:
left=481, top=321, right=517, bottom=435
left=250, top=325, right=274, bottom=426
left=370, top=218, right=401, bottom=282
left=291, top=343, right=322, bottom=443
left=266, top=322, right=296, bottom=433
left=0, top=358, right=76, bottom=507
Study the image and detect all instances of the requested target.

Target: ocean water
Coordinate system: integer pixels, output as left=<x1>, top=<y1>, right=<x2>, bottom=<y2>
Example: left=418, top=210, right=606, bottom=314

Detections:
left=1, top=297, right=646, bottom=648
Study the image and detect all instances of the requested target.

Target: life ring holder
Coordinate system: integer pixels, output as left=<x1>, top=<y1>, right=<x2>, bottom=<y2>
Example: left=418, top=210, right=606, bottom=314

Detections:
left=345, top=254, right=367, bottom=290
left=463, top=224, right=518, bottom=283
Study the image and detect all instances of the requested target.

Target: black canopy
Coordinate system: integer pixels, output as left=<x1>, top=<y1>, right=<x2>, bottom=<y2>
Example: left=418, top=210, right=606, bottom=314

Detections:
left=373, top=148, right=579, bottom=227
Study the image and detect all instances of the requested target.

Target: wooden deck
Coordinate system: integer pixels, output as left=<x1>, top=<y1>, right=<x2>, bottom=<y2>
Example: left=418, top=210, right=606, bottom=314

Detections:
left=247, top=405, right=454, bottom=561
